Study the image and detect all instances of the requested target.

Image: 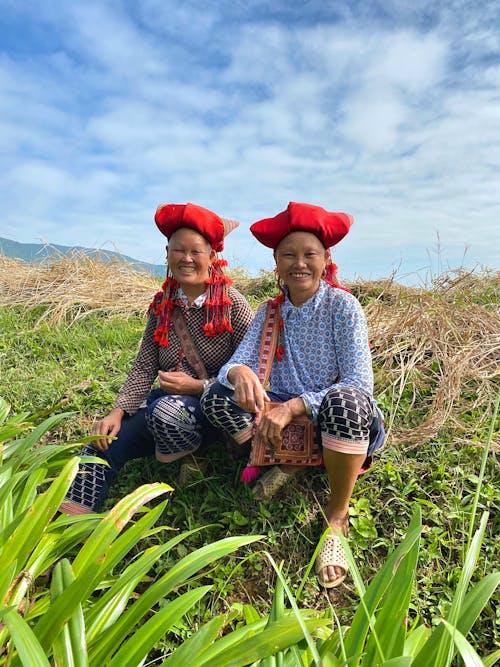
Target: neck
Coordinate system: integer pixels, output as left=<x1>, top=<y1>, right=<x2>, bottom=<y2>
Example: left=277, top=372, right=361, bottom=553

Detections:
left=287, top=285, right=319, bottom=307
left=180, top=283, right=206, bottom=303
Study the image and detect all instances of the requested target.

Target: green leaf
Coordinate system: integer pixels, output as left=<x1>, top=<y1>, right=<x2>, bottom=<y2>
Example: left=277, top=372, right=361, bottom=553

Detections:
left=363, top=505, right=421, bottom=663
left=50, top=559, right=88, bottom=667
left=33, top=483, right=171, bottom=652
left=483, top=648, right=500, bottom=667
left=89, top=535, right=263, bottom=665
left=107, top=586, right=212, bottom=667
left=189, top=615, right=330, bottom=667
left=2, top=609, right=52, bottom=667
left=163, top=612, right=239, bottom=667
left=441, top=619, right=484, bottom=667
left=344, top=505, right=422, bottom=664
left=2, top=457, right=80, bottom=570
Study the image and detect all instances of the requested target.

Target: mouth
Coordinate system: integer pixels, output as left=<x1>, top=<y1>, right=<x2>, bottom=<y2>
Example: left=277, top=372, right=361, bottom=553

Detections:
left=289, top=272, right=310, bottom=279
left=178, top=265, right=196, bottom=273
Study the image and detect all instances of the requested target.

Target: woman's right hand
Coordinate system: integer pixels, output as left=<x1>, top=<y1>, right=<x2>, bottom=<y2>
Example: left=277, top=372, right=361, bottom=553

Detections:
left=228, top=365, right=269, bottom=415
left=91, top=408, right=125, bottom=451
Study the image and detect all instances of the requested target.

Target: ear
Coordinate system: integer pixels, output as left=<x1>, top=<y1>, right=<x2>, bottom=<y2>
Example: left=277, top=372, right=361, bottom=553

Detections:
left=209, top=249, right=216, bottom=261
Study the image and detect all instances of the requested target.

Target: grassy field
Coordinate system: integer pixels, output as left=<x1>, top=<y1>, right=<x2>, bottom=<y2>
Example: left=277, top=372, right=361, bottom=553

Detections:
left=0, top=254, right=498, bottom=661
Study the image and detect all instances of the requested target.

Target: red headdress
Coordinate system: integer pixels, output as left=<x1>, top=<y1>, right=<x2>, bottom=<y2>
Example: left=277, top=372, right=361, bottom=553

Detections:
left=148, top=203, right=239, bottom=346
left=250, top=201, right=354, bottom=288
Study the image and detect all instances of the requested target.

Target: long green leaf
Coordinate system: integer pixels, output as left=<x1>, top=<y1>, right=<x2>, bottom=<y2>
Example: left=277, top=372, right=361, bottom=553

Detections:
left=107, top=586, right=212, bottom=667
left=33, top=483, right=171, bottom=651
left=441, top=619, right=484, bottom=667
left=3, top=609, right=52, bottom=667
left=483, top=648, right=500, bottom=667
left=411, top=514, right=493, bottom=667
left=89, top=535, right=263, bottom=664
left=85, top=524, right=200, bottom=641
left=2, top=412, right=72, bottom=464
left=50, top=559, right=88, bottom=667
left=163, top=611, right=239, bottom=667
left=190, top=615, right=330, bottom=667
left=344, top=506, right=422, bottom=664
left=363, top=505, right=421, bottom=664
left=2, top=457, right=79, bottom=570
left=265, top=551, right=323, bottom=667
left=72, top=483, right=172, bottom=575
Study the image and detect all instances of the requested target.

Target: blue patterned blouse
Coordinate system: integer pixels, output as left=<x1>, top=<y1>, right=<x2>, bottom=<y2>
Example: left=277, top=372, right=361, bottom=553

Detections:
left=218, top=280, right=374, bottom=421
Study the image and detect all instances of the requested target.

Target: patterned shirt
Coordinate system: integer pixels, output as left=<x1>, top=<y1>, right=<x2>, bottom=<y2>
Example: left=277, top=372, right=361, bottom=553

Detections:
left=219, top=281, right=373, bottom=421
left=115, top=285, right=253, bottom=414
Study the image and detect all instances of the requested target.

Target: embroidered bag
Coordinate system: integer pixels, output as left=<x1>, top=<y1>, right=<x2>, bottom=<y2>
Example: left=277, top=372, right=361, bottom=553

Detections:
left=249, top=301, right=322, bottom=466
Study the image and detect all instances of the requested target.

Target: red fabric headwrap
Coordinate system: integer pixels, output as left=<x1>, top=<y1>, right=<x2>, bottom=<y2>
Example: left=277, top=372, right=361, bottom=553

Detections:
left=155, top=202, right=226, bottom=252
left=250, top=201, right=354, bottom=249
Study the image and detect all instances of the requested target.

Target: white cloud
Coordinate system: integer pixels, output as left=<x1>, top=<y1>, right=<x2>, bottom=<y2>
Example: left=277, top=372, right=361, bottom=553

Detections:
left=0, top=1, right=498, bottom=281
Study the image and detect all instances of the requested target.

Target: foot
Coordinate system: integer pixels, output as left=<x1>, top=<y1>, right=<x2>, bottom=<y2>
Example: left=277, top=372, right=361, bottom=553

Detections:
left=315, top=518, right=349, bottom=588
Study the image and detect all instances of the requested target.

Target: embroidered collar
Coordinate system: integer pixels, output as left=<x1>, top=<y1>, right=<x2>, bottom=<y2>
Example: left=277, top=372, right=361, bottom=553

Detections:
left=177, top=288, right=207, bottom=309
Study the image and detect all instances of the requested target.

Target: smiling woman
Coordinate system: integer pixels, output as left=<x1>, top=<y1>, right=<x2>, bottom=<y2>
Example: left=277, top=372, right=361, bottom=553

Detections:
left=60, top=202, right=253, bottom=515
left=201, top=201, right=385, bottom=590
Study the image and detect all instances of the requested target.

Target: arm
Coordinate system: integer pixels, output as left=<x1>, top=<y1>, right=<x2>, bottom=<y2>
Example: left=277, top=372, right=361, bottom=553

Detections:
left=114, top=312, right=160, bottom=414
left=218, top=303, right=268, bottom=389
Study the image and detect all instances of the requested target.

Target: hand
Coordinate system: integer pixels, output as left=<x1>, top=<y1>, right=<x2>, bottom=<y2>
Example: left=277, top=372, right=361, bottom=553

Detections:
left=91, top=408, right=124, bottom=451
left=158, top=371, right=204, bottom=395
left=256, top=397, right=307, bottom=449
left=228, top=365, right=269, bottom=414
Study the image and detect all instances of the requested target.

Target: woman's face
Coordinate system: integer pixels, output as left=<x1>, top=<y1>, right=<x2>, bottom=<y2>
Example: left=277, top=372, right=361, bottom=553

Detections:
left=275, top=231, right=328, bottom=306
left=167, top=228, right=214, bottom=295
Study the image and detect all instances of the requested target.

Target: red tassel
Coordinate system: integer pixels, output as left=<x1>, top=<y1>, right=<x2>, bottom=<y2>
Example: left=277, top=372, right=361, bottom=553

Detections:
left=241, top=465, right=261, bottom=483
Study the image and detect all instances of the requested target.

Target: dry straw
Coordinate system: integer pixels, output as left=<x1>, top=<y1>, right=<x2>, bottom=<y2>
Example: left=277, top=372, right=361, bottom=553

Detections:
left=1, top=252, right=498, bottom=448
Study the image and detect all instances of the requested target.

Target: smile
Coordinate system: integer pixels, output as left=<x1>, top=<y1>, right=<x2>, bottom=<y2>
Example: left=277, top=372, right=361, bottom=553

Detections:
left=290, top=273, right=310, bottom=278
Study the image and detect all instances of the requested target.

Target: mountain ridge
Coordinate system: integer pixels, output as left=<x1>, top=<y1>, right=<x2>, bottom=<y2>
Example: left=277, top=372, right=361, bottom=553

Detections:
left=0, top=236, right=165, bottom=277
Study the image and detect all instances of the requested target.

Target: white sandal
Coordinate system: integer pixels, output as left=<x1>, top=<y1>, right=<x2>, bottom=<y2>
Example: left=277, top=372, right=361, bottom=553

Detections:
left=252, top=466, right=297, bottom=499
left=315, top=529, right=349, bottom=588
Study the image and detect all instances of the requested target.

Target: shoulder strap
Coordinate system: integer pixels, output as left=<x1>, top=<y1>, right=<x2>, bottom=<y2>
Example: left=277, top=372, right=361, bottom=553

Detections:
left=256, top=301, right=281, bottom=389
left=171, top=307, right=209, bottom=380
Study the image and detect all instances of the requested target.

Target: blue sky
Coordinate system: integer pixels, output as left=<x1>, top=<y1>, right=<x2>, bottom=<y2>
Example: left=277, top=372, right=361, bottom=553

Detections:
left=1, top=0, right=499, bottom=283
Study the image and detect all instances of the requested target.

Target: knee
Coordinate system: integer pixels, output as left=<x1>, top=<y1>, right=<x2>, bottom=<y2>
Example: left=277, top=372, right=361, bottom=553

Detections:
left=200, top=381, right=230, bottom=418
left=146, top=396, right=196, bottom=430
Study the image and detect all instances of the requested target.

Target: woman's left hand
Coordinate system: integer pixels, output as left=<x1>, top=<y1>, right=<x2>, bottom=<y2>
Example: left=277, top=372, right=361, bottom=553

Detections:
left=256, top=397, right=306, bottom=449
left=158, top=371, right=203, bottom=395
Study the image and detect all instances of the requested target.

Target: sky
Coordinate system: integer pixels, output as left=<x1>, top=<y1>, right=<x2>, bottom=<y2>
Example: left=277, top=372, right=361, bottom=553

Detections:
left=1, top=0, right=499, bottom=284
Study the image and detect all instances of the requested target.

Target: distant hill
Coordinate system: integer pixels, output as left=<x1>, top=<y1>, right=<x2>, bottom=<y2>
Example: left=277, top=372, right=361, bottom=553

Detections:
left=0, top=237, right=165, bottom=277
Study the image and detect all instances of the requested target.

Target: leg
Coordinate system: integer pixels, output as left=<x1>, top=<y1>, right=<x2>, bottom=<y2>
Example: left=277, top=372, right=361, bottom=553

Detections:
left=145, top=393, right=205, bottom=462
left=201, top=382, right=255, bottom=446
left=316, top=386, right=374, bottom=587
left=61, top=408, right=155, bottom=514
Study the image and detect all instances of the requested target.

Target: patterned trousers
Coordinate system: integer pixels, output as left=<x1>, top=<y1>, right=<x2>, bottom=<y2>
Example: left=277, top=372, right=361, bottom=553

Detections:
left=201, top=383, right=380, bottom=460
left=64, top=391, right=218, bottom=512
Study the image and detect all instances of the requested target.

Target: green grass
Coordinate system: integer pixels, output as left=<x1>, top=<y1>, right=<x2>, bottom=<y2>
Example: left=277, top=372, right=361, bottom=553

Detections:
left=0, top=301, right=498, bottom=659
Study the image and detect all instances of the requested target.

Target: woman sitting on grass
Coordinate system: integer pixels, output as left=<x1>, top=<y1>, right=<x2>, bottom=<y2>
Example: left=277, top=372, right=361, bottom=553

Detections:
left=61, top=202, right=253, bottom=514
left=201, top=202, right=384, bottom=588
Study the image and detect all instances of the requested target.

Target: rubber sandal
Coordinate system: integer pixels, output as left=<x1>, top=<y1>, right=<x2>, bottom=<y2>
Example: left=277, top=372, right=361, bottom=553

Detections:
left=315, top=529, right=349, bottom=588
left=252, top=466, right=296, bottom=499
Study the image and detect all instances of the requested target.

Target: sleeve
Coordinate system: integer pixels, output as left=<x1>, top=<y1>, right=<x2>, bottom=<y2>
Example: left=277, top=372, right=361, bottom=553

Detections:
left=300, top=295, right=374, bottom=420
left=228, top=288, right=255, bottom=351
left=114, top=312, right=160, bottom=414
left=218, top=302, right=267, bottom=389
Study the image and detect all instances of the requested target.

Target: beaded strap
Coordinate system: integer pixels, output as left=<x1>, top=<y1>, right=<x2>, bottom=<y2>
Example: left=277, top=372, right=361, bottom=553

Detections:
left=171, top=308, right=209, bottom=380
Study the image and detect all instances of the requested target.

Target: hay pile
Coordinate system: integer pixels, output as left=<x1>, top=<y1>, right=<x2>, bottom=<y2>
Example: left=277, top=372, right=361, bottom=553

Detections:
left=0, top=252, right=160, bottom=324
left=1, top=254, right=498, bottom=447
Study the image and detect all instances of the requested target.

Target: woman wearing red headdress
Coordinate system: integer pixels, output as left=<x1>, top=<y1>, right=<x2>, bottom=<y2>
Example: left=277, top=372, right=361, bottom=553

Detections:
left=60, top=203, right=253, bottom=515
left=202, top=202, right=384, bottom=588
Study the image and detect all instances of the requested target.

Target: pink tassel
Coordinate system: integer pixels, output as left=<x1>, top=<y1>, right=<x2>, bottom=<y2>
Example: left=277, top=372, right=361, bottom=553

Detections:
left=241, top=465, right=261, bottom=483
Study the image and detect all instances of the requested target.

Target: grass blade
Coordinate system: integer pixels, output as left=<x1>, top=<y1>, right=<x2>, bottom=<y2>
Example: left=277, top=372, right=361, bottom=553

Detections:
left=107, top=586, right=212, bottom=667
left=2, top=608, right=52, bottom=667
